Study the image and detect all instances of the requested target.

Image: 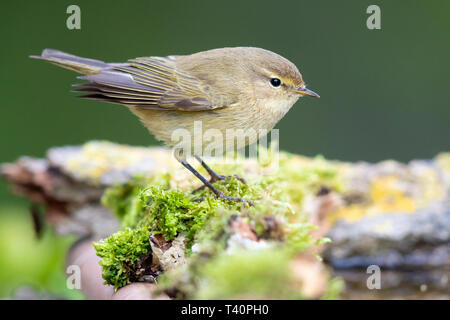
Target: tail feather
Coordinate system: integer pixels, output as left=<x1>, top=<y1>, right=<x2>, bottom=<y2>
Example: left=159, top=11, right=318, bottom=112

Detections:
left=30, top=49, right=111, bottom=75
left=30, top=48, right=164, bottom=110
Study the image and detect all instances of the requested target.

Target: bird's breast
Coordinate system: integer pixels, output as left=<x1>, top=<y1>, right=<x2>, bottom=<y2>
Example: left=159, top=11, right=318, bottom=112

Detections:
left=129, top=96, right=297, bottom=156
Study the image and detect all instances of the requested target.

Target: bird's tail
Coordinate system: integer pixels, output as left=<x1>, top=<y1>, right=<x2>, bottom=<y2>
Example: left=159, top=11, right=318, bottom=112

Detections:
left=30, top=49, right=111, bottom=75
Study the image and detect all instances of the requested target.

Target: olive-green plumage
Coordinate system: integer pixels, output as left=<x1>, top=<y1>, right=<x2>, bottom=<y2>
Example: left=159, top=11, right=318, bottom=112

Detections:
left=31, top=47, right=319, bottom=203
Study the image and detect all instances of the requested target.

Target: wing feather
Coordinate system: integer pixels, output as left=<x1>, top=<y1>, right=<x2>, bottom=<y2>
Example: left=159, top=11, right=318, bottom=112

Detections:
left=74, top=56, right=227, bottom=111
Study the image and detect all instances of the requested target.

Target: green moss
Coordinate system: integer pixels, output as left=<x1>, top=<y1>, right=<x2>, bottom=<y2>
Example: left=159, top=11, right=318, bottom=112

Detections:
left=96, top=174, right=265, bottom=289
left=158, top=243, right=340, bottom=299
left=101, top=154, right=342, bottom=236
left=156, top=214, right=332, bottom=299
left=139, top=185, right=217, bottom=243
left=322, top=277, right=345, bottom=300
left=194, top=248, right=296, bottom=299
left=96, top=151, right=344, bottom=296
left=285, top=223, right=331, bottom=253
left=94, top=226, right=150, bottom=290
left=277, top=153, right=343, bottom=208
left=102, top=173, right=264, bottom=246
left=101, top=176, right=146, bottom=226
left=101, top=174, right=172, bottom=228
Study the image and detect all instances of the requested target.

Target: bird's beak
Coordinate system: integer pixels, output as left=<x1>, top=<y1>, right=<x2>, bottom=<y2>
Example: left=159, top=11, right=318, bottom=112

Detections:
left=296, top=87, right=320, bottom=98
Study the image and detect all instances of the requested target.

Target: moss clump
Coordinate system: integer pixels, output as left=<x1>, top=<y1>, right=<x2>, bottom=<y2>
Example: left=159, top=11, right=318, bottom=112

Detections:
left=139, top=185, right=216, bottom=243
left=285, top=223, right=331, bottom=253
left=277, top=153, right=343, bottom=209
left=156, top=209, right=332, bottom=299
left=194, top=248, right=296, bottom=299
left=96, top=152, right=345, bottom=296
left=101, top=174, right=170, bottom=229
left=189, top=247, right=343, bottom=300
left=97, top=174, right=265, bottom=289
left=102, top=168, right=273, bottom=238
left=93, top=226, right=150, bottom=290
left=103, top=174, right=259, bottom=243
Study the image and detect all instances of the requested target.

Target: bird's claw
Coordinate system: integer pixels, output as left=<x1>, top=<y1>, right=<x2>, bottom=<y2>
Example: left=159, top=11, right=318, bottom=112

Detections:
left=193, top=173, right=247, bottom=193
left=214, top=191, right=254, bottom=206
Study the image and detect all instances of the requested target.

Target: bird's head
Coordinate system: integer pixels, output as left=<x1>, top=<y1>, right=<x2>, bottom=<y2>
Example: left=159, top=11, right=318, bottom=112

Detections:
left=243, top=47, right=319, bottom=111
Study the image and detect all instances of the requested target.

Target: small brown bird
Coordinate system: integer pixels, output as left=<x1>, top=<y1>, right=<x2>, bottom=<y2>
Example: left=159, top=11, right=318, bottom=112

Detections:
left=31, top=47, right=319, bottom=204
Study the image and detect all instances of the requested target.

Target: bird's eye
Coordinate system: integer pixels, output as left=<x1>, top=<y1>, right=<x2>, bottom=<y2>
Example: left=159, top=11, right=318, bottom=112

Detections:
left=270, top=77, right=281, bottom=88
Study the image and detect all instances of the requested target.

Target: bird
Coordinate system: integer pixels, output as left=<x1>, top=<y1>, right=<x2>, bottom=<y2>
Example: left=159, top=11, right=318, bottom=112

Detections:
left=30, top=47, right=319, bottom=205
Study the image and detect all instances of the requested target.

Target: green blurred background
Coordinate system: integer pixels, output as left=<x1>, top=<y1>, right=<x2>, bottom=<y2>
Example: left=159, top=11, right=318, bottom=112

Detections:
left=0, top=0, right=448, bottom=298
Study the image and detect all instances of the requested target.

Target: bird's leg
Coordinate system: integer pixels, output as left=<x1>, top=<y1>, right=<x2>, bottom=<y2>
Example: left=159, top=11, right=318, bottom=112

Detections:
left=178, top=157, right=252, bottom=206
left=194, top=155, right=247, bottom=187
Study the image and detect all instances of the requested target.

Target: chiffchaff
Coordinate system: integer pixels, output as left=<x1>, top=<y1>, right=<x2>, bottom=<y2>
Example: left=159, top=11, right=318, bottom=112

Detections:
left=31, top=47, right=319, bottom=204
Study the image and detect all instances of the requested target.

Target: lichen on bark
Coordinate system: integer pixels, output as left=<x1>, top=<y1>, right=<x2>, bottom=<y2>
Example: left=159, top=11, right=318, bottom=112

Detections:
left=4, top=141, right=448, bottom=298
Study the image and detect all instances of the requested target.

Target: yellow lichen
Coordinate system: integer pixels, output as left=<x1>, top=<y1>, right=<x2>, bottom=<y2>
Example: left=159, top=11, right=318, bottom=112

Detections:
left=370, top=176, right=416, bottom=213
left=328, top=176, right=416, bottom=223
left=436, top=152, right=450, bottom=172
left=328, top=205, right=368, bottom=223
left=64, top=141, right=176, bottom=184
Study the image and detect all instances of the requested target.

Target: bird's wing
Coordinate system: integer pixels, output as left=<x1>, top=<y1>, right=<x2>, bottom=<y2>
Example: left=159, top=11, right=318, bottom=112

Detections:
left=74, top=56, right=228, bottom=111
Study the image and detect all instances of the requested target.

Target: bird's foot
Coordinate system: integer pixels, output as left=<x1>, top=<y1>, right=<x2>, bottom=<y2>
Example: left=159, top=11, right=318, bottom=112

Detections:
left=193, top=175, right=253, bottom=206
left=181, top=156, right=252, bottom=205
left=214, top=190, right=254, bottom=206
left=194, top=173, right=247, bottom=193
left=209, top=172, right=247, bottom=185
